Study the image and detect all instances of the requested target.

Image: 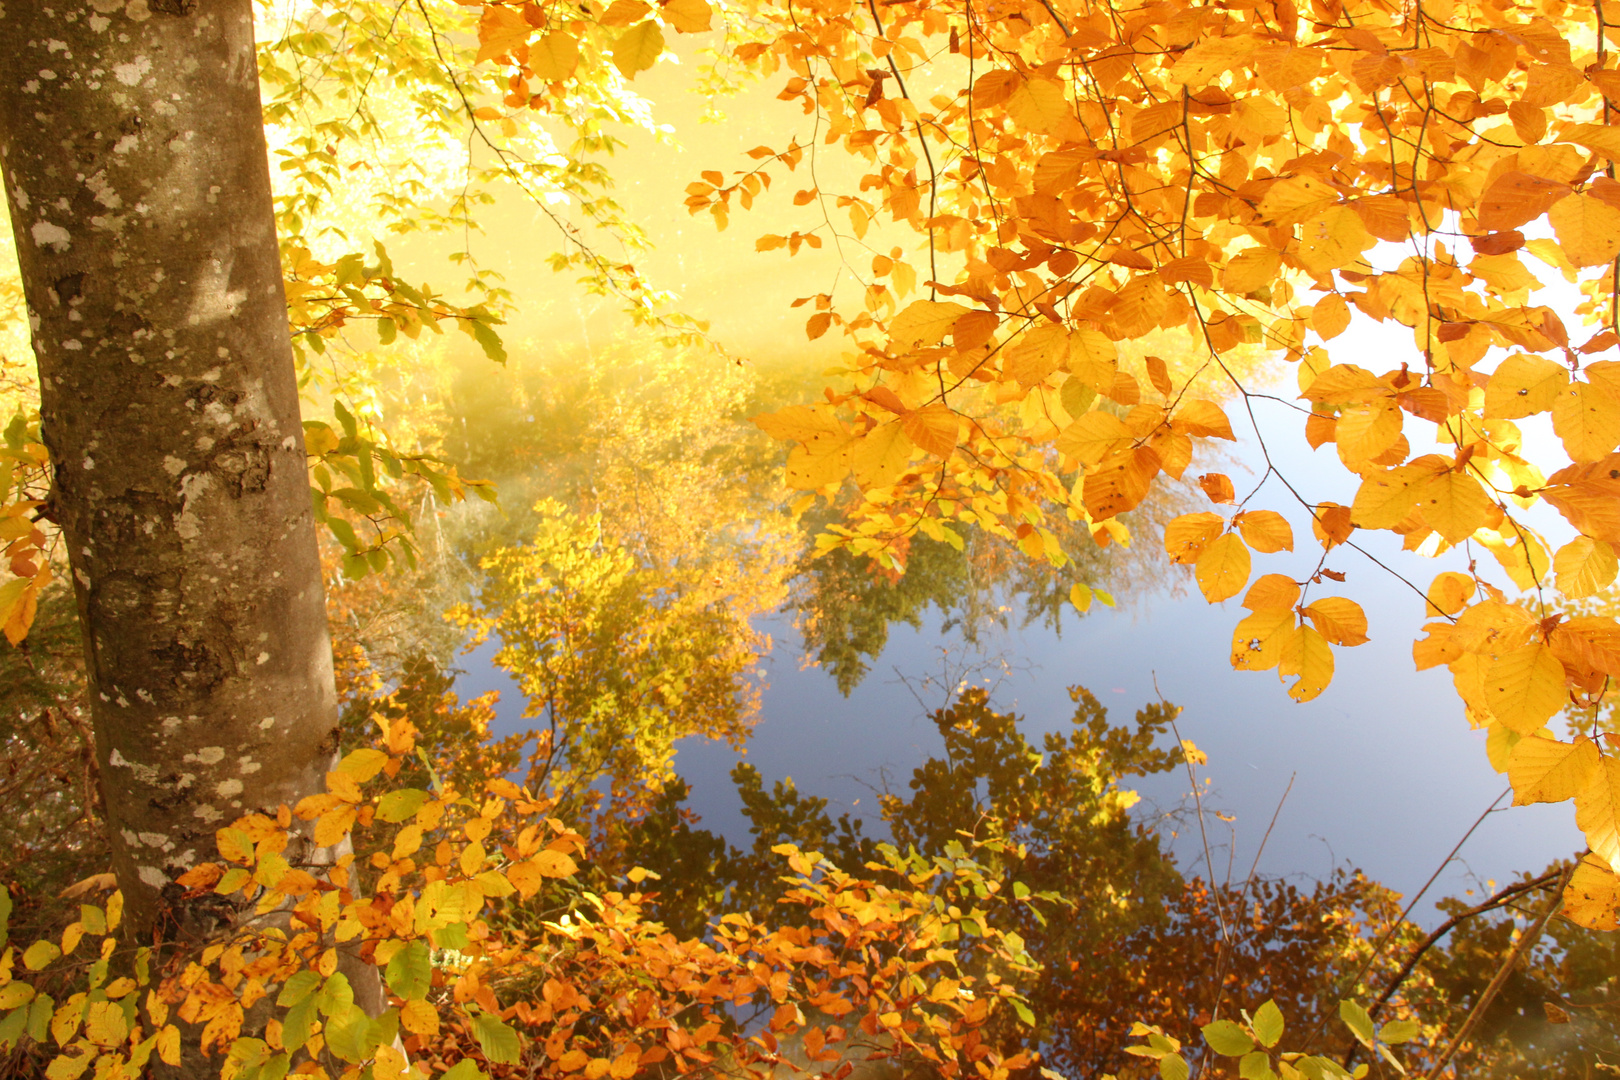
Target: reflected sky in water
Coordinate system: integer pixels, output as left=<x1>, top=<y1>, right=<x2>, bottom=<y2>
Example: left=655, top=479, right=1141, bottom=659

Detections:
left=459, top=359, right=1584, bottom=928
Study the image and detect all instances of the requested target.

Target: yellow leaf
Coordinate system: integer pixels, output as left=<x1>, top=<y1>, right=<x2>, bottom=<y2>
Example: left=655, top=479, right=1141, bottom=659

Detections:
left=157, top=1025, right=181, bottom=1066
left=1564, top=853, right=1620, bottom=931
left=1082, top=446, right=1160, bottom=519
left=530, top=34, right=581, bottom=81
left=335, top=747, right=389, bottom=781
left=1335, top=402, right=1403, bottom=467
left=1554, top=536, right=1618, bottom=598
left=1006, top=78, right=1070, bottom=134
left=1168, top=36, right=1256, bottom=87
left=851, top=423, right=913, bottom=490
left=1005, top=324, right=1070, bottom=386
left=1351, top=464, right=1424, bottom=529
left=1163, top=511, right=1225, bottom=565
left=314, top=804, right=357, bottom=848
left=1301, top=596, right=1368, bottom=646
left=534, top=849, right=578, bottom=878
left=1069, top=583, right=1093, bottom=613
left=611, top=21, right=664, bottom=79
left=83, top=1000, right=127, bottom=1047
left=586, top=1058, right=614, bottom=1080
left=1549, top=194, right=1620, bottom=267
left=662, top=0, right=712, bottom=32
left=1425, top=571, right=1475, bottom=617
left=785, top=428, right=858, bottom=490
left=900, top=404, right=957, bottom=457
left=45, top=1050, right=91, bottom=1080
left=1484, top=353, right=1569, bottom=419
left=1577, top=755, right=1620, bottom=871
left=889, top=300, right=971, bottom=348
left=1230, top=608, right=1295, bottom=671
left=1312, top=294, right=1351, bottom=339
left=600, top=0, right=652, bottom=25
left=1553, top=380, right=1620, bottom=462
left=1056, top=411, right=1132, bottom=467
left=1484, top=642, right=1568, bottom=734
left=611, top=1049, right=640, bottom=1079
left=1412, top=468, right=1492, bottom=544
left=1235, top=510, right=1293, bottom=553
left=1221, top=247, right=1282, bottom=294
left=1469, top=252, right=1542, bottom=296
left=1507, top=735, right=1600, bottom=806
left=1195, top=533, right=1251, bottom=603
left=1257, top=173, right=1337, bottom=223
left=1171, top=399, right=1236, bottom=440
left=476, top=5, right=532, bottom=63
left=1295, top=204, right=1373, bottom=276
left=401, top=998, right=439, bottom=1036
left=1485, top=721, right=1519, bottom=772
left=1279, top=624, right=1334, bottom=701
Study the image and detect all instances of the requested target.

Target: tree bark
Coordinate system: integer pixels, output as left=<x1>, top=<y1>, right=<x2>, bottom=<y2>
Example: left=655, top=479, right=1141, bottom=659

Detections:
left=0, top=0, right=341, bottom=941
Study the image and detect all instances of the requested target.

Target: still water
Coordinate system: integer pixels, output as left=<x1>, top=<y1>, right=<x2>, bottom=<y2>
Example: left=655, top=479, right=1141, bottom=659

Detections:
left=457, top=378, right=1583, bottom=925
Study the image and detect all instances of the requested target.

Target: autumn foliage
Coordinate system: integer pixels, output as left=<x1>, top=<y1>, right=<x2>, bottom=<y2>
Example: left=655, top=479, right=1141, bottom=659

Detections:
left=5, top=0, right=1620, bottom=1074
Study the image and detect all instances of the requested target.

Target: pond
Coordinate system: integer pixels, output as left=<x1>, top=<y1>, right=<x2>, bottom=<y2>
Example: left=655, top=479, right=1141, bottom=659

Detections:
left=447, top=333, right=1583, bottom=928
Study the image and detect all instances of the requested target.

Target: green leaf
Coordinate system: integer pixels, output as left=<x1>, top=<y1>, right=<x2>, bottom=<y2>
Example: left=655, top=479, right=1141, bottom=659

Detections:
left=27, top=994, right=51, bottom=1042
left=441, top=1061, right=489, bottom=1080
left=279, top=996, right=317, bottom=1054
left=1378, top=1019, right=1419, bottom=1045
left=432, top=921, right=470, bottom=951
left=471, top=317, right=507, bottom=364
left=1339, top=1000, right=1376, bottom=1047
left=334, top=253, right=366, bottom=288
left=333, top=400, right=358, bottom=441
left=0, top=884, right=11, bottom=944
left=1239, top=1051, right=1277, bottom=1080
left=316, top=972, right=355, bottom=1018
left=276, top=971, right=322, bottom=1008
left=321, top=1005, right=373, bottom=1064
left=376, top=788, right=431, bottom=824
left=469, top=1011, right=521, bottom=1064
left=0, top=1006, right=27, bottom=1048
left=1012, top=998, right=1035, bottom=1026
left=22, top=940, right=60, bottom=971
left=377, top=317, right=398, bottom=346
left=386, top=941, right=432, bottom=1000
left=1158, top=1053, right=1190, bottom=1080
left=78, top=905, right=105, bottom=937
left=1253, top=999, right=1284, bottom=1048
left=1204, top=1019, right=1256, bottom=1057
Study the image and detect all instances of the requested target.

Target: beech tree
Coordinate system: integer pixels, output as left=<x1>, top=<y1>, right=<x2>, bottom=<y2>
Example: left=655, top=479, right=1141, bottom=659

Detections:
left=0, top=1, right=344, bottom=941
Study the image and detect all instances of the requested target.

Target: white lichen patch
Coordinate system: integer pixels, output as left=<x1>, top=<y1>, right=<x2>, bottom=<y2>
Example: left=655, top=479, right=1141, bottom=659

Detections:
left=238, top=757, right=262, bottom=775
left=184, top=745, right=225, bottom=765
left=193, top=804, right=221, bottom=823
left=30, top=220, right=69, bottom=251
left=163, top=455, right=186, bottom=476
left=112, top=55, right=149, bottom=86
left=138, top=865, right=168, bottom=888
left=137, top=831, right=170, bottom=849
left=258, top=717, right=276, bottom=730
left=214, top=778, right=244, bottom=799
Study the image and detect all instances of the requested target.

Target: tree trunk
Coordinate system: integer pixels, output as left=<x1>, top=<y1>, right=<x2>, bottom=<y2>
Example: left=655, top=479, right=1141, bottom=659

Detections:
left=0, top=0, right=341, bottom=942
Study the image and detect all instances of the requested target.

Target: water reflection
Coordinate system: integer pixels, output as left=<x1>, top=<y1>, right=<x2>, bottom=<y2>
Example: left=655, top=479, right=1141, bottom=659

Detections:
left=312, top=339, right=1615, bottom=1076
